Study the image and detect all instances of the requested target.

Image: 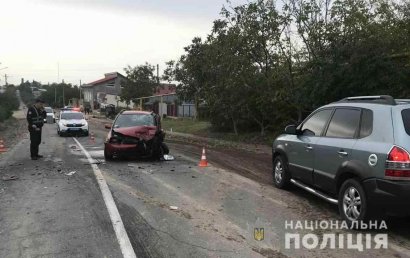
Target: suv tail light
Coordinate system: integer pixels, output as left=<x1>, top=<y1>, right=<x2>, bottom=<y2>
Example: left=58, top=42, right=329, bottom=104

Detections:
left=385, top=146, right=410, bottom=179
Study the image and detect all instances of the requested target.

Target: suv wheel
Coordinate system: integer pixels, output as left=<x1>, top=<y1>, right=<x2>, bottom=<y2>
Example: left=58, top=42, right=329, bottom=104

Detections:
left=338, top=179, right=369, bottom=227
left=273, top=156, right=290, bottom=189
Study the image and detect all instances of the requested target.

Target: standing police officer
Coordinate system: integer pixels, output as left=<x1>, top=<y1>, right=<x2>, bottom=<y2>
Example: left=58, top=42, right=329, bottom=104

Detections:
left=27, top=99, right=46, bottom=160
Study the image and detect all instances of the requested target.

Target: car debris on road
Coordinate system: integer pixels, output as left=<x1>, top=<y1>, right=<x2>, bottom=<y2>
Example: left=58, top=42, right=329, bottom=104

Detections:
left=65, top=171, right=76, bottom=176
left=2, top=175, right=19, bottom=181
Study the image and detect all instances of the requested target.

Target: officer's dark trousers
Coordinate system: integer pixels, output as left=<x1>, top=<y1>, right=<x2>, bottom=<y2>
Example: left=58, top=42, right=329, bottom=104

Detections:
left=30, top=129, right=42, bottom=157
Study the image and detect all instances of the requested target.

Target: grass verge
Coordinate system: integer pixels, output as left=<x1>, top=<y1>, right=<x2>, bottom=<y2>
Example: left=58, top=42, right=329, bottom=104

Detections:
left=161, top=118, right=278, bottom=146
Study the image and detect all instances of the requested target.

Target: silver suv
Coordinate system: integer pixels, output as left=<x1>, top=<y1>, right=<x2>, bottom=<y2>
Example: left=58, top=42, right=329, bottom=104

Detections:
left=272, top=96, right=410, bottom=224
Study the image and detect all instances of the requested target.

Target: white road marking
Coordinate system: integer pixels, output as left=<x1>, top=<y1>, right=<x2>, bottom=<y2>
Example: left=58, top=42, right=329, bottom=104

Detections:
left=87, top=150, right=105, bottom=157
left=73, top=138, right=137, bottom=258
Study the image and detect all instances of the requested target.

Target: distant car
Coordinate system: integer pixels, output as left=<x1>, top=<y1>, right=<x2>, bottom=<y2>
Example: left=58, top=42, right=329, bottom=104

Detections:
left=61, top=106, right=72, bottom=111
left=44, top=107, right=55, bottom=123
left=104, top=110, right=169, bottom=160
left=57, top=111, right=89, bottom=136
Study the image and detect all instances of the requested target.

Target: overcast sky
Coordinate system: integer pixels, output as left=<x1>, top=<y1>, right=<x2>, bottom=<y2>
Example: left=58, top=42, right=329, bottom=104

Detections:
left=0, top=0, right=247, bottom=86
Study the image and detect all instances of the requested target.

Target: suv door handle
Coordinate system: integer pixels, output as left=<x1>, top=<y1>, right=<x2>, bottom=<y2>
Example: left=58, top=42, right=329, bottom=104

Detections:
left=338, top=150, right=348, bottom=156
left=305, top=145, right=313, bottom=150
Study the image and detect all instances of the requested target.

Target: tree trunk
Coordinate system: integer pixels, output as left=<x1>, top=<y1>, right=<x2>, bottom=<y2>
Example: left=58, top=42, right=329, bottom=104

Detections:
left=232, top=116, right=238, bottom=135
left=260, top=125, right=265, bottom=136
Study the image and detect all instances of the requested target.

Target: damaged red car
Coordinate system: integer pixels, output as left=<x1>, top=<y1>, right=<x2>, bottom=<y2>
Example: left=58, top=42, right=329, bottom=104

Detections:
left=104, top=110, right=169, bottom=160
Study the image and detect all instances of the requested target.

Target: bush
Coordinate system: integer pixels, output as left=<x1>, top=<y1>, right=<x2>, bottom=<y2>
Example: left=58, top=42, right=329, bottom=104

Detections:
left=0, top=86, right=19, bottom=122
left=0, top=106, right=12, bottom=122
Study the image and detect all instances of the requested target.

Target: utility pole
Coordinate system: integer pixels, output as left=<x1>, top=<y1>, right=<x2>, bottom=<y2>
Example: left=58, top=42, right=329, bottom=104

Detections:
left=79, top=80, right=82, bottom=106
left=157, top=64, right=159, bottom=84
left=62, top=83, right=65, bottom=107
left=55, top=62, right=59, bottom=106
left=4, top=74, right=8, bottom=85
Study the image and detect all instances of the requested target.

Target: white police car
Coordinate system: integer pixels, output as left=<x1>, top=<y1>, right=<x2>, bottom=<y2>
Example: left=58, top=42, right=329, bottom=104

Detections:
left=57, top=111, right=89, bottom=136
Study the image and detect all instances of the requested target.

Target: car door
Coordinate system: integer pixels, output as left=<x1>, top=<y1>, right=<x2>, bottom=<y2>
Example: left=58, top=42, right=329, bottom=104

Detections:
left=313, top=108, right=361, bottom=194
left=287, top=108, right=333, bottom=185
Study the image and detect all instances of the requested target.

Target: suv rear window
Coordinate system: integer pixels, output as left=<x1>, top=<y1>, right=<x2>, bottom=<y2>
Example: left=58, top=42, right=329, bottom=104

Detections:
left=401, top=109, right=410, bottom=135
left=359, top=109, right=373, bottom=138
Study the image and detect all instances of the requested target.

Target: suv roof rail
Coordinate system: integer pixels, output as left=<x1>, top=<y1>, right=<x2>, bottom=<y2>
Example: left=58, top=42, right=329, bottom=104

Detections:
left=395, top=99, right=410, bottom=105
left=338, top=95, right=396, bottom=105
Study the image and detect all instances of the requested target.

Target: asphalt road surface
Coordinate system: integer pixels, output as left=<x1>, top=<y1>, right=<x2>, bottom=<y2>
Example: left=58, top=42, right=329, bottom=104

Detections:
left=1, top=118, right=410, bottom=258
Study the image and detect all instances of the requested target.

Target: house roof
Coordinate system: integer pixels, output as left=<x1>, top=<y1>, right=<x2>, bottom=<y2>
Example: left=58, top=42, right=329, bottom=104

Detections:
left=82, top=72, right=126, bottom=88
left=154, top=83, right=176, bottom=96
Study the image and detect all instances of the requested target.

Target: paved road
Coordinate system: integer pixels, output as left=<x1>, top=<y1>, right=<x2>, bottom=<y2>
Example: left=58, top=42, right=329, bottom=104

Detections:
left=0, top=117, right=410, bottom=257
left=13, top=90, right=27, bottom=120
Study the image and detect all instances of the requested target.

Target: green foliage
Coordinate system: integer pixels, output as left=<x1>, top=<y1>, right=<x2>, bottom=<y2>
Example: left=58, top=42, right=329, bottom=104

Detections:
left=0, top=86, right=19, bottom=122
left=40, top=83, right=81, bottom=108
left=18, top=81, right=35, bottom=105
left=120, top=63, right=158, bottom=104
left=164, top=0, right=410, bottom=135
left=18, top=80, right=81, bottom=108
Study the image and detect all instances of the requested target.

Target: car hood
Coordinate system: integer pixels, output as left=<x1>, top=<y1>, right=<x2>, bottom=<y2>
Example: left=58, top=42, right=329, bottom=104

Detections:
left=113, top=126, right=157, bottom=141
left=60, top=119, right=86, bottom=124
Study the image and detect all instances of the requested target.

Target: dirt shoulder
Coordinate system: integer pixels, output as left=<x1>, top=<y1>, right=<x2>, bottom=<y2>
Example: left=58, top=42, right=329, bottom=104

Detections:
left=0, top=117, right=28, bottom=155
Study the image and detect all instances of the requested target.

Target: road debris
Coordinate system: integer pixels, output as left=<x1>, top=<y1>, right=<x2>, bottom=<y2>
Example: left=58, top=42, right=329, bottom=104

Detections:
left=163, top=154, right=175, bottom=161
left=65, top=171, right=76, bottom=176
left=89, top=159, right=101, bottom=165
left=2, top=175, right=19, bottom=181
left=169, top=206, right=178, bottom=210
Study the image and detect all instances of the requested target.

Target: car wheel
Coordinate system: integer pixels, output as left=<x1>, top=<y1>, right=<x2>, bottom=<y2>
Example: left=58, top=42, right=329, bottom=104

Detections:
left=273, top=156, right=290, bottom=189
left=338, top=179, right=369, bottom=228
left=84, top=132, right=89, bottom=137
left=104, top=149, right=113, bottom=161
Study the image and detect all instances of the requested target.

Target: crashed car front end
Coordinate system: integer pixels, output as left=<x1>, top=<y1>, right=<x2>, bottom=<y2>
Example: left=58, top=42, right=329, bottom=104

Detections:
left=104, top=126, right=164, bottom=159
left=105, top=131, right=153, bottom=157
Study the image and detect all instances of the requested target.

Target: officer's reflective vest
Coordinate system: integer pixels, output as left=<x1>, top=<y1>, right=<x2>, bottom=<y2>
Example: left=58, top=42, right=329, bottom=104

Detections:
left=31, top=107, right=44, bottom=126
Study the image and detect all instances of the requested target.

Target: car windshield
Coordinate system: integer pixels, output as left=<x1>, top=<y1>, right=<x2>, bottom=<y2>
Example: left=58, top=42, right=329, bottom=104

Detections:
left=45, top=107, right=53, bottom=113
left=114, top=114, right=154, bottom=128
left=61, top=112, right=83, bottom=120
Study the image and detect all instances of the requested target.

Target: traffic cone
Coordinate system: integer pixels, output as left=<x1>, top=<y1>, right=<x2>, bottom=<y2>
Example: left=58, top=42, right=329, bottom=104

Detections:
left=89, top=132, right=96, bottom=144
left=0, top=139, right=7, bottom=153
left=198, top=147, right=208, bottom=167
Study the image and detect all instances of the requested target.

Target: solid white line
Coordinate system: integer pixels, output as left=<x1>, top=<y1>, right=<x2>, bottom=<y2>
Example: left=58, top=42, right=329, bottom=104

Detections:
left=73, top=138, right=137, bottom=258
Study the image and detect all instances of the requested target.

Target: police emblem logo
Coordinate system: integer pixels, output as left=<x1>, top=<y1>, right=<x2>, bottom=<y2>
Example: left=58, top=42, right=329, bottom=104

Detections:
left=254, top=228, right=264, bottom=241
